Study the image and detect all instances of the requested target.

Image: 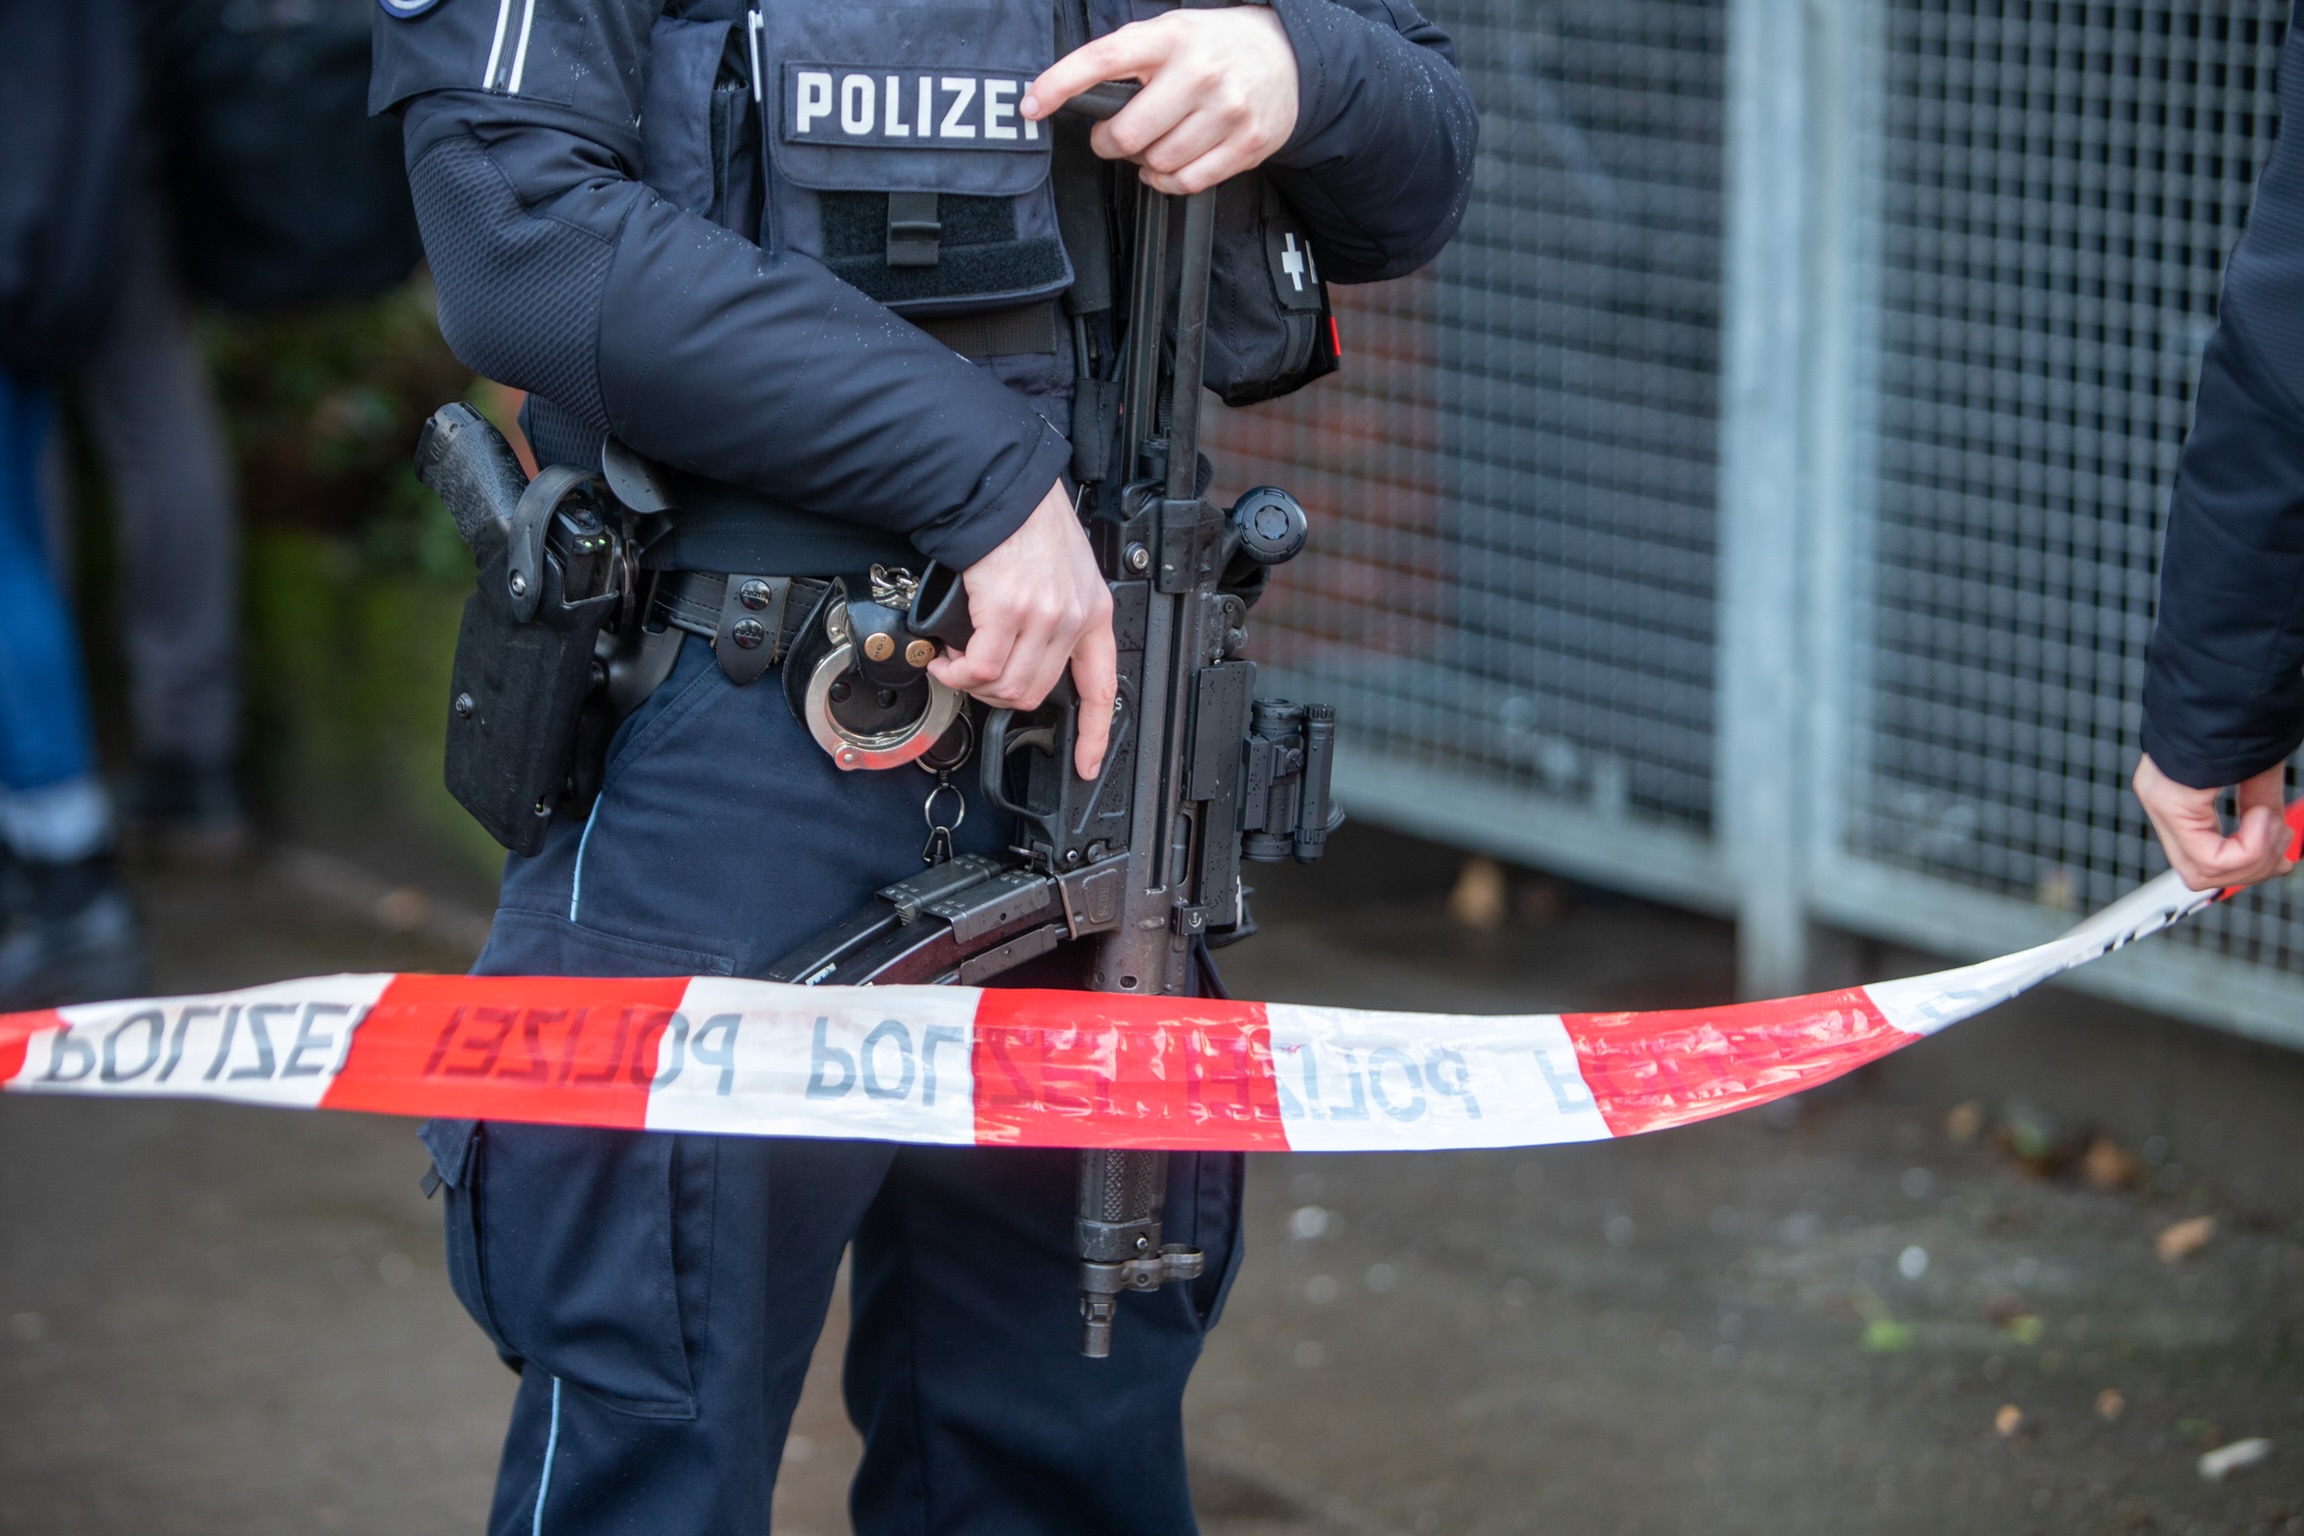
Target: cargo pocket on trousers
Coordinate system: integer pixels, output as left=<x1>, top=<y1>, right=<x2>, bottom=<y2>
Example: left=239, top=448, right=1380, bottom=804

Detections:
left=1190, top=1151, right=1249, bottom=1333
left=456, top=1119, right=701, bottom=1419
left=425, top=1118, right=522, bottom=1368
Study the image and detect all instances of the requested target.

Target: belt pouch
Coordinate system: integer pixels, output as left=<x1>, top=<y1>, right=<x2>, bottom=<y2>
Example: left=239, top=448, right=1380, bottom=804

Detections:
left=754, top=0, right=1072, bottom=317
left=1199, top=175, right=1340, bottom=405
left=444, top=541, right=617, bottom=859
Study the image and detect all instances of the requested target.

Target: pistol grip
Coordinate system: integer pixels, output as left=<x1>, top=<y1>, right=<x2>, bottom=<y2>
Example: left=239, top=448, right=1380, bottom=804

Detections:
left=415, top=402, right=529, bottom=553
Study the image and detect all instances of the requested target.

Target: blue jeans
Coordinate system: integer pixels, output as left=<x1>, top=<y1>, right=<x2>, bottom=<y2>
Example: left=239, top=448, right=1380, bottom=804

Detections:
left=0, top=370, right=95, bottom=794
left=428, top=636, right=1244, bottom=1535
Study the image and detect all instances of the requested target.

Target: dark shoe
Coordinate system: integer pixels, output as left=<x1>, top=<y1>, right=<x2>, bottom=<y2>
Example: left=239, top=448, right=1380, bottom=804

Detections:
left=0, top=853, right=150, bottom=1010
left=127, top=757, right=252, bottom=868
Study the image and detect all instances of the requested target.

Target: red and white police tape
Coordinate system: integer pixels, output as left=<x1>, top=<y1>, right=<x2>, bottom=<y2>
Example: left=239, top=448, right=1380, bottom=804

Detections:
left=4, top=809, right=2297, bottom=1151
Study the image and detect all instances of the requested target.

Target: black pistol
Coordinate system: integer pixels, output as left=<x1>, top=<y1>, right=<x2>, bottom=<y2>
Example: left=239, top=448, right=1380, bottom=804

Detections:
left=418, top=404, right=621, bottom=856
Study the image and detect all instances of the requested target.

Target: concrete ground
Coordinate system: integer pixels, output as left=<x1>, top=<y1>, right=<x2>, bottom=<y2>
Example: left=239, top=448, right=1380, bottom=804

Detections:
left=4, top=821, right=2302, bottom=1534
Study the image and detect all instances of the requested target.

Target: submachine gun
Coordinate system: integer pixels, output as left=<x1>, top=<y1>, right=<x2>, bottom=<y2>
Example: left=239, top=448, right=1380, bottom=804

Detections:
left=415, top=83, right=1338, bottom=1359
left=769, top=95, right=1342, bottom=1357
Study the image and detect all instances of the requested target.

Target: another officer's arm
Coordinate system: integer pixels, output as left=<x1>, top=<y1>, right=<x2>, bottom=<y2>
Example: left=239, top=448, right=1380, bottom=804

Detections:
left=1027, top=0, right=1478, bottom=280
left=2136, top=16, right=2304, bottom=890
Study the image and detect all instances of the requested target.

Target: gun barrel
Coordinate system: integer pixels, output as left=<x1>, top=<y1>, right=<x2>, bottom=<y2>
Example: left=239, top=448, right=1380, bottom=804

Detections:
left=1165, top=190, right=1218, bottom=499
left=1077, top=1148, right=1163, bottom=1358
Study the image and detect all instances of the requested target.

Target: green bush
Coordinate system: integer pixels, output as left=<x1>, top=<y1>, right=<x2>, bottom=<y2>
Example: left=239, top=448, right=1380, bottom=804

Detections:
left=202, top=276, right=513, bottom=874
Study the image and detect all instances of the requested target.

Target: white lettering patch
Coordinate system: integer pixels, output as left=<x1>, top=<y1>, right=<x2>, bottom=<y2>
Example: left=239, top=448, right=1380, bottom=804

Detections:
left=783, top=64, right=1041, bottom=149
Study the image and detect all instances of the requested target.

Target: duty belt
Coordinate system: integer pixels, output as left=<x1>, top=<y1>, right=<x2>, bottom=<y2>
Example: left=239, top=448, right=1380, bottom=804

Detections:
left=650, top=563, right=972, bottom=771
left=649, top=571, right=838, bottom=686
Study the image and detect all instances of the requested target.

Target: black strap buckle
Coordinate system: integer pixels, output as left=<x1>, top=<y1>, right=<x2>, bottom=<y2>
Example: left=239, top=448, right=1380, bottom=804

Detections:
left=712, top=574, right=792, bottom=685
left=887, top=191, right=941, bottom=268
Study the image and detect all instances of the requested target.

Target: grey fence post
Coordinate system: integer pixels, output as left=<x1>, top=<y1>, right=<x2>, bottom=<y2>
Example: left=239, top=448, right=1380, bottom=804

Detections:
left=1716, top=0, right=1814, bottom=997
left=1800, top=0, right=1879, bottom=985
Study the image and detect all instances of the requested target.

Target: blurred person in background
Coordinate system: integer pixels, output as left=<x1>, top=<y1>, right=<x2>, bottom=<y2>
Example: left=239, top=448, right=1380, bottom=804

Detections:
left=0, top=0, right=150, bottom=1008
left=79, top=0, right=422, bottom=861
left=92, top=0, right=424, bottom=859
left=68, top=188, right=251, bottom=865
left=2137, top=1, right=2304, bottom=895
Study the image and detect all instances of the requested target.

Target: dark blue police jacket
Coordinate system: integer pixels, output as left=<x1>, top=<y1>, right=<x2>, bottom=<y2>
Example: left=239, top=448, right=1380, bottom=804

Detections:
left=370, top=0, right=1478, bottom=576
left=2146, top=4, right=2304, bottom=788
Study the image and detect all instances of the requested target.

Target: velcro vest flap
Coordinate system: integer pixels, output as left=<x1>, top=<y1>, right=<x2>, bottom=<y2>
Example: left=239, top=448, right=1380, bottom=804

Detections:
left=762, top=2, right=1053, bottom=197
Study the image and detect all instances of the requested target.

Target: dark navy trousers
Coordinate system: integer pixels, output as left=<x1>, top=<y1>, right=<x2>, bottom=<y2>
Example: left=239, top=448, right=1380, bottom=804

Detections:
left=426, top=636, right=1244, bottom=1535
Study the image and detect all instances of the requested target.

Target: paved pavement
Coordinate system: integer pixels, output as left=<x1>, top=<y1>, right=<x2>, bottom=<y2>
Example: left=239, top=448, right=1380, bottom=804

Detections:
left=4, top=823, right=2301, bottom=1534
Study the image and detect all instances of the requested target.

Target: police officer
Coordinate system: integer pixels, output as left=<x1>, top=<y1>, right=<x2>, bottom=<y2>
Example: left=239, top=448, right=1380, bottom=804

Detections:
left=370, top=0, right=1474, bottom=1530
left=2137, top=5, right=2304, bottom=893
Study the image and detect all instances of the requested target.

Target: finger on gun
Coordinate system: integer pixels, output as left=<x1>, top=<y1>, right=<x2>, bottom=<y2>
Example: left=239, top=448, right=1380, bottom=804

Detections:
left=1013, top=641, right=1071, bottom=716
left=932, top=624, right=1014, bottom=693
left=1026, top=25, right=1153, bottom=119
left=1064, top=81, right=1143, bottom=121
left=1069, top=626, right=1118, bottom=780
left=1092, top=75, right=1194, bottom=159
left=1073, top=684, right=1113, bottom=780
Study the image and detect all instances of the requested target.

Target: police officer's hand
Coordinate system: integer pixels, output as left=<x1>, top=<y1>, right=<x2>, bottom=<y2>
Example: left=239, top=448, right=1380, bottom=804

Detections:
left=2132, top=753, right=2295, bottom=891
left=931, top=481, right=1117, bottom=780
left=1022, top=7, right=1299, bottom=195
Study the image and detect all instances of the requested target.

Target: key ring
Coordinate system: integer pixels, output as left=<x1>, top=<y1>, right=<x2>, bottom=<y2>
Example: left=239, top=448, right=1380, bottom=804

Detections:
left=918, top=711, right=972, bottom=864
left=923, top=779, right=967, bottom=835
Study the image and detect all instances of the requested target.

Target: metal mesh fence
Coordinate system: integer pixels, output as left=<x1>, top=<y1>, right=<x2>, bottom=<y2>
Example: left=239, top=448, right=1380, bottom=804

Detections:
left=1197, top=0, right=2304, bottom=1031
left=1852, top=0, right=2304, bottom=970
left=1206, top=0, right=1729, bottom=834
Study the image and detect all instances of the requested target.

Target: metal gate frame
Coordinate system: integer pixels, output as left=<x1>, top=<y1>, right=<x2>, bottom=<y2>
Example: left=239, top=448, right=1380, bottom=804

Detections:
left=1230, top=0, right=2304, bottom=1051
left=1716, top=0, right=2304, bottom=1048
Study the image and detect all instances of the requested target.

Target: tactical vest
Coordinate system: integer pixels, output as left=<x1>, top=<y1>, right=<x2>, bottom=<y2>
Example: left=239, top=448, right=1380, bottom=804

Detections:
left=640, top=0, right=1335, bottom=399
left=751, top=0, right=1073, bottom=317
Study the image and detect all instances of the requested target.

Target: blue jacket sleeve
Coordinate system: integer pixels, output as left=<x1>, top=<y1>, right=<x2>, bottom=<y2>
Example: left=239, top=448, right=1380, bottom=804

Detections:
left=400, top=94, right=1073, bottom=570
left=1264, top=0, right=1478, bottom=283
left=2142, top=4, right=2304, bottom=789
